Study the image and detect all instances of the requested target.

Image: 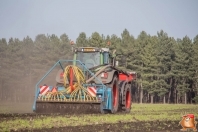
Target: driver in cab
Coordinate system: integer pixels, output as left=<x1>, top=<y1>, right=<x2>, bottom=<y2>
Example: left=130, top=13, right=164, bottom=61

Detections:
left=84, top=53, right=96, bottom=68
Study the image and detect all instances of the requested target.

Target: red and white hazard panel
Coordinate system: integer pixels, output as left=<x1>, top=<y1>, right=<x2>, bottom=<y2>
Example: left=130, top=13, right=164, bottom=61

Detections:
left=39, top=85, right=49, bottom=96
left=87, top=87, right=97, bottom=97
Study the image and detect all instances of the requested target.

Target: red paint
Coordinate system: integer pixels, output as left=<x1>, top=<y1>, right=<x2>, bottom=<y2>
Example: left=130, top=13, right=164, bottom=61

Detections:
left=102, top=72, right=108, bottom=78
left=87, top=87, right=96, bottom=97
left=51, top=87, right=57, bottom=93
left=69, top=67, right=74, bottom=92
left=60, top=72, right=64, bottom=77
left=119, top=73, right=136, bottom=82
left=126, top=90, right=131, bottom=108
left=40, top=86, right=48, bottom=94
left=113, top=83, right=118, bottom=107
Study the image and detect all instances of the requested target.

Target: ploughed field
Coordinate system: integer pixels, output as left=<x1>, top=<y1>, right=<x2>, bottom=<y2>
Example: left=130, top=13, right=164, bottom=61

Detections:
left=0, top=103, right=197, bottom=132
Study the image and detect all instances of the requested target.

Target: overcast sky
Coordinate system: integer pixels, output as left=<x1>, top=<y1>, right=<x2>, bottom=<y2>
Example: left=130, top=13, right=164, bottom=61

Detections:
left=0, top=0, right=197, bottom=41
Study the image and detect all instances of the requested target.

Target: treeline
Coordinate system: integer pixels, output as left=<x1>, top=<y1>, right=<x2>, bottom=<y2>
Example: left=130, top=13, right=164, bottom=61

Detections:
left=0, top=29, right=198, bottom=104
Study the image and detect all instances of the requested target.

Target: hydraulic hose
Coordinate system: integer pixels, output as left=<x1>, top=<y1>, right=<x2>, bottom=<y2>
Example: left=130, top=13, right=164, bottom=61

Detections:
left=39, top=65, right=112, bottom=101
left=86, top=65, right=112, bottom=83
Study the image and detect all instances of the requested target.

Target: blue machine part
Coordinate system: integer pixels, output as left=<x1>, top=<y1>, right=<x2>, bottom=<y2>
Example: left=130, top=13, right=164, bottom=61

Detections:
left=96, top=87, right=113, bottom=111
left=104, top=88, right=113, bottom=111
left=57, top=86, right=65, bottom=91
left=53, top=85, right=113, bottom=111
left=48, top=86, right=54, bottom=91
left=32, top=60, right=108, bottom=112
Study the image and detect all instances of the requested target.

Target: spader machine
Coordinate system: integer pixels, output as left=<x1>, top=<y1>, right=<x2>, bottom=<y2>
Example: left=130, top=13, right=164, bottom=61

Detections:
left=32, top=46, right=136, bottom=114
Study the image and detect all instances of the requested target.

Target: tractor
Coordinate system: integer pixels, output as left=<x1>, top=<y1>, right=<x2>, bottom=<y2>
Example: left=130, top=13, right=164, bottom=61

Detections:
left=32, top=46, right=136, bottom=114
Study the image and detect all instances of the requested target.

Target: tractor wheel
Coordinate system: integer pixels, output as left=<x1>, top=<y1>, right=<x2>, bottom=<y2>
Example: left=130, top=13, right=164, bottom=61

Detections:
left=109, top=76, right=119, bottom=113
left=122, top=84, right=132, bottom=113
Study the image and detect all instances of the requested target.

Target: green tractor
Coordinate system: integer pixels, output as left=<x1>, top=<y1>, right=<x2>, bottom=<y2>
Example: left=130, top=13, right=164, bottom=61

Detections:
left=33, top=46, right=136, bottom=114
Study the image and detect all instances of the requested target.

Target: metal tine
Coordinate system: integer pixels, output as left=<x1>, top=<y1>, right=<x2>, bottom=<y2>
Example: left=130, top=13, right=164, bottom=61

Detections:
left=36, top=102, right=101, bottom=114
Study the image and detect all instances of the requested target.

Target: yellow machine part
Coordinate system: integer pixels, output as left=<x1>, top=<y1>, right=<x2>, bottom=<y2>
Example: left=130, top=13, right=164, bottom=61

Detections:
left=38, top=65, right=97, bottom=102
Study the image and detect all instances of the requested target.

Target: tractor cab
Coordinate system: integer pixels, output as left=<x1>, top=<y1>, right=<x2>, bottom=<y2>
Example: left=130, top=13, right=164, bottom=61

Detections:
left=73, top=47, right=111, bottom=69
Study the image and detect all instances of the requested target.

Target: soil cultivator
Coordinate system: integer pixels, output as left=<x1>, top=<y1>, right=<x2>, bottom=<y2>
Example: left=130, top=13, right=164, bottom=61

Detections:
left=32, top=46, right=136, bottom=114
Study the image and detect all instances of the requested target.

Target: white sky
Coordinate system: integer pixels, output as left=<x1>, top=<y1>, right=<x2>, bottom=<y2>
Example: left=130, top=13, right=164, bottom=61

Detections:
left=0, top=0, right=198, bottom=41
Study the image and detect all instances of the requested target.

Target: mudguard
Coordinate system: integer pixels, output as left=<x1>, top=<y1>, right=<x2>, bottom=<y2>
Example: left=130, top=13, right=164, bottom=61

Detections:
left=94, top=68, right=118, bottom=84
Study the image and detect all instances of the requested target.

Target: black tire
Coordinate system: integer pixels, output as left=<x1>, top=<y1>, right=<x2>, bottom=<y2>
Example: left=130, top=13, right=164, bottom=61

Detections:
left=109, top=76, right=119, bottom=113
left=122, top=84, right=132, bottom=113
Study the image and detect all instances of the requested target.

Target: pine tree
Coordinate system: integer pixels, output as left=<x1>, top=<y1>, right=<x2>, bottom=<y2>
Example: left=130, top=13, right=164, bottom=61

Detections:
left=76, top=32, right=88, bottom=47
left=89, top=32, right=103, bottom=47
left=173, top=36, right=193, bottom=103
left=192, top=35, right=198, bottom=103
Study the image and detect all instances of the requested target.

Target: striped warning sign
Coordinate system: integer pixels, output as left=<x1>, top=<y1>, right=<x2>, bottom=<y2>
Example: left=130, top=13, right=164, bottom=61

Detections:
left=87, top=87, right=97, bottom=97
left=39, top=85, right=49, bottom=95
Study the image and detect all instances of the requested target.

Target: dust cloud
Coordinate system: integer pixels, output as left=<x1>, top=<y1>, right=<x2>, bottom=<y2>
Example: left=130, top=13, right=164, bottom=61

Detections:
left=0, top=65, right=60, bottom=113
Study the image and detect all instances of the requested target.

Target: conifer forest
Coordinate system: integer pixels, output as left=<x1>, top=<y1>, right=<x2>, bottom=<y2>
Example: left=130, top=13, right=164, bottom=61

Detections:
left=0, top=29, right=198, bottom=104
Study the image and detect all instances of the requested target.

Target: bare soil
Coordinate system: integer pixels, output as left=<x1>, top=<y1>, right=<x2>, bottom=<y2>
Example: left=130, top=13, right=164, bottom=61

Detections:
left=10, top=121, right=181, bottom=132
left=3, top=116, right=181, bottom=132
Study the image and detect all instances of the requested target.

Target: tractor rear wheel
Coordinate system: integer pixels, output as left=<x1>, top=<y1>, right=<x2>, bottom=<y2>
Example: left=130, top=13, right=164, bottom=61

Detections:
left=122, top=84, right=132, bottom=113
left=109, top=76, right=119, bottom=113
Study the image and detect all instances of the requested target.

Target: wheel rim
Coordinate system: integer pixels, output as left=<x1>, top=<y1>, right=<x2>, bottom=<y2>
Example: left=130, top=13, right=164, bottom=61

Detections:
left=113, top=82, right=118, bottom=107
left=126, top=90, right=131, bottom=108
